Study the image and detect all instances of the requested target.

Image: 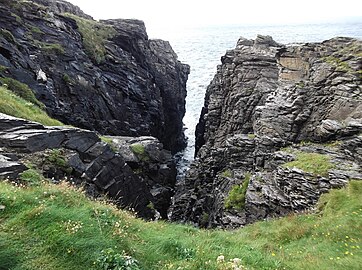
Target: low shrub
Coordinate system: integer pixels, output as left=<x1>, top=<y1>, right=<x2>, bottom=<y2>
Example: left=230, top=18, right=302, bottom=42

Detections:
left=224, top=173, right=251, bottom=210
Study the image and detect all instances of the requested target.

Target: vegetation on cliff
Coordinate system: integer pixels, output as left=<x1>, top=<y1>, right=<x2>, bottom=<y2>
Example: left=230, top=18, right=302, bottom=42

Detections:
left=65, top=14, right=116, bottom=64
left=283, top=151, right=335, bottom=177
left=0, top=86, right=62, bottom=126
left=0, top=179, right=360, bottom=270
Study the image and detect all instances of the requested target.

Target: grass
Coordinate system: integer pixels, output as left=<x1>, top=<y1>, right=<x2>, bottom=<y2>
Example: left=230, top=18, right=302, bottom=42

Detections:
left=220, top=169, right=233, bottom=178
left=0, top=65, right=8, bottom=73
left=40, top=42, right=65, bottom=55
left=65, top=14, right=116, bottom=64
left=283, top=151, right=334, bottom=177
left=28, top=24, right=44, bottom=35
left=0, top=77, right=44, bottom=108
left=19, top=168, right=44, bottom=186
left=322, top=41, right=362, bottom=74
left=0, top=178, right=361, bottom=270
left=44, top=149, right=73, bottom=175
left=100, top=136, right=118, bottom=152
left=130, top=143, right=149, bottom=161
left=0, top=86, right=63, bottom=126
left=224, top=173, right=251, bottom=210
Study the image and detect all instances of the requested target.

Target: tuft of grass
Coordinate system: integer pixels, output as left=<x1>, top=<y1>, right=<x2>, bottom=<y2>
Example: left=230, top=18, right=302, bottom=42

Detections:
left=44, top=149, right=72, bottom=175
left=0, top=77, right=44, bottom=108
left=0, top=179, right=361, bottom=269
left=247, top=133, right=256, bottom=139
left=220, top=169, right=232, bottom=178
left=130, top=143, right=149, bottom=161
left=224, top=173, right=251, bottom=210
left=19, top=169, right=44, bottom=186
left=283, top=151, right=334, bottom=177
left=100, top=136, right=118, bottom=152
left=35, top=42, right=65, bottom=55
left=28, top=24, right=44, bottom=35
left=0, top=65, right=9, bottom=73
left=62, top=74, right=73, bottom=85
left=65, top=14, right=116, bottom=64
left=0, top=86, right=63, bottom=126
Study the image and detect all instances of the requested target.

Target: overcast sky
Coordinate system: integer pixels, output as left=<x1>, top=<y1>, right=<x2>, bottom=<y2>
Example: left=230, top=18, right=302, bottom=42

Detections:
left=66, top=0, right=362, bottom=35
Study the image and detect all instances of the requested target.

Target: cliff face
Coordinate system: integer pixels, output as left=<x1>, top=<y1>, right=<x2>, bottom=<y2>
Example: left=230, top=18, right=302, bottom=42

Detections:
left=0, top=0, right=189, bottom=153
left=170, top=36, right=362, bottom=228
left=0, top=113, right=176, bottom=219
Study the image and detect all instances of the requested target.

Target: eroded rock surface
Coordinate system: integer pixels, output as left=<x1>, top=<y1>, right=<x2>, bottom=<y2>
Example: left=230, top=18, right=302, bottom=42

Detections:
left=170, top=36, right=362, bottom=228
left=0, top=0, right=189, bottom=153
left=0, top=113, right=176, bottom=219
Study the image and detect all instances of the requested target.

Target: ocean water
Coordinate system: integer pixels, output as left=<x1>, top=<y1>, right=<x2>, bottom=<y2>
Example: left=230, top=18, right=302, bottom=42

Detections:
left=152, top=22, right=362, bottom=176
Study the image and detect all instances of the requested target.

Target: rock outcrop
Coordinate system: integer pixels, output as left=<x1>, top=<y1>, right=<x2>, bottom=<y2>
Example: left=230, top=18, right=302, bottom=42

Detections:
left=170, top=36, right=362, bottom=228
left=0, top=0, right=189, bottom=153
left=0, top=113, right=176, bottom=219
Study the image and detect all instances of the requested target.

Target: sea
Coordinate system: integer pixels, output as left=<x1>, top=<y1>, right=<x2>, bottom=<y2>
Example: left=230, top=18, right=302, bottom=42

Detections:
left=150, top=22, right=362, bottom=177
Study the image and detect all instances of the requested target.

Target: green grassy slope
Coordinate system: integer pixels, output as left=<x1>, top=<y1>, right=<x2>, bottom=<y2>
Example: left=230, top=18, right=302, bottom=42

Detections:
left=0, top=86, right=62, bottom=126
left=0, top=179, right=361, bottom=270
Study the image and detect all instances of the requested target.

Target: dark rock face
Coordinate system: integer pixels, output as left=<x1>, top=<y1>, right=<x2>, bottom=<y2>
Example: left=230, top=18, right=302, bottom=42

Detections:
left=0, top=0, right=189, bottom=153
left=170, top=36, right=362, bottom=228
left=104, top=136, right=177, bottom=219
left=0, top=113, right=177, bottom=219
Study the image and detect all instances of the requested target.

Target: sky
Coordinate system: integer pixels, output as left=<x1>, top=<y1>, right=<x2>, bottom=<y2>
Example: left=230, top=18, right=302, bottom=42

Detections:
left=66, top=0, right=362, bottom=36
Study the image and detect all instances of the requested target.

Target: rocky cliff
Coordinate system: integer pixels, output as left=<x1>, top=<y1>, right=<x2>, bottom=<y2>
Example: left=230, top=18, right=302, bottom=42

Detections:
left=0, top=0, right=189, bottom=153
left=170, top=35, right=362, bottom=228
left=0, top=113, right=176, bottom=219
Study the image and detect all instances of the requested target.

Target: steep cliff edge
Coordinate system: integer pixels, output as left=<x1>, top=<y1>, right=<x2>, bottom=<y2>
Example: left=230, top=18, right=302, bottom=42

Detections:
left=0, top=0, right=189, bottom=153
left=170, top=36, right=362, bottom=228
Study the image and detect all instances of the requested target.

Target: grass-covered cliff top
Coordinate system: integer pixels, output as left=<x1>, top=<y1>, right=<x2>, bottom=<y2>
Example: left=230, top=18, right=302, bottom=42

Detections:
left=0, top=179, right=361, bottom=270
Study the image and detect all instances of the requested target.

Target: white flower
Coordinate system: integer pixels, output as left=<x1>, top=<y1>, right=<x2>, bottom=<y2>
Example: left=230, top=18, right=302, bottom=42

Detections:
left=216, top=255, right=225, bottom=263
left=232, top=258, right=242, bottom=265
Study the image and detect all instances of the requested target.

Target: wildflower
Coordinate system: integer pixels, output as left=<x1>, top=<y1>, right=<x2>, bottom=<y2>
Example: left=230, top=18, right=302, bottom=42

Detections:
left=232, top=258, right=242, bottom=264
left=272, top=253, right=276, bottom=256
left=216, top=255, right=225, bottom=263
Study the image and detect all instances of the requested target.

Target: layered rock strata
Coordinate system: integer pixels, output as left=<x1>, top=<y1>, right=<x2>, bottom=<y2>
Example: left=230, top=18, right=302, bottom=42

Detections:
left=0, top=113, right=176, bottom=219
left=0, top=0, right=189, bottom=153
left=170, top=36, right=362, bottom=228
